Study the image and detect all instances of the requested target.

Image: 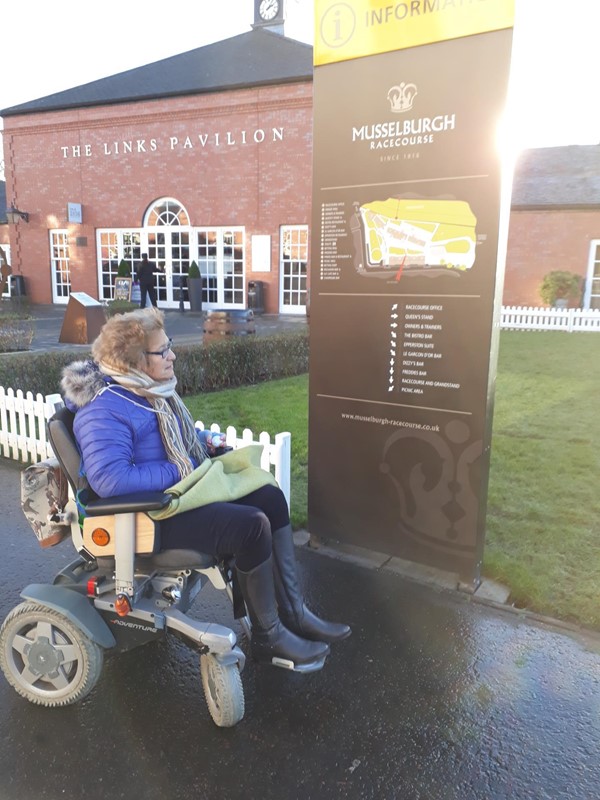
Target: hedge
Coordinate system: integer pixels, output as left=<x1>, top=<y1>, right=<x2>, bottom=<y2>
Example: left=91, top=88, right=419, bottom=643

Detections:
left=0, top=318, right=35, bottom=353
left=0, top=331, right=309, bottom=397
left=0, top=300, right=34, bottom=353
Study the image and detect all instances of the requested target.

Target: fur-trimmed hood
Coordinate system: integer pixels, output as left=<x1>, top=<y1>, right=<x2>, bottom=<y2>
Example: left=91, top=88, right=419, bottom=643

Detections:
left=61, top=359, right=109, bottom=410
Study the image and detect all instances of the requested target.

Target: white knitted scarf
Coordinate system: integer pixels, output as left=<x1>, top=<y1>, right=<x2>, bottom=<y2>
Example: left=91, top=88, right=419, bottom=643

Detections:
left=98, top=360, right=206, bottom=479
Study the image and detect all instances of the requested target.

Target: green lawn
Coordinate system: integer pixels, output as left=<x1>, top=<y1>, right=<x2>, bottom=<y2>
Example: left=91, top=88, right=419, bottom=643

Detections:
left=486, top=332, right=600, bottom=629
left=185, top=376, right=309, bottom=530
left=184, top=331, right=600, bottom=630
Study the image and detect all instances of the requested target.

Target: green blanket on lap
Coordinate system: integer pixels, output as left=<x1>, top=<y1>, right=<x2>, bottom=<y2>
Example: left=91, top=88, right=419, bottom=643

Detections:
left=149, top=444, right=277, bottom=520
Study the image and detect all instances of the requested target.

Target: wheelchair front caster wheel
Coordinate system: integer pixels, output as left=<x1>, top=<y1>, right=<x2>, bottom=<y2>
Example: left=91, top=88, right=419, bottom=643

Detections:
left=200, top=653, right=244, bottom=727
left=0, top=602, right=103, bottom=707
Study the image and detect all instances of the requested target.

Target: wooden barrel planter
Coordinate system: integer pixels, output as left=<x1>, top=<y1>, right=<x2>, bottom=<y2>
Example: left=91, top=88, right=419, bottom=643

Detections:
left=202, top=309, right=256, bottom=341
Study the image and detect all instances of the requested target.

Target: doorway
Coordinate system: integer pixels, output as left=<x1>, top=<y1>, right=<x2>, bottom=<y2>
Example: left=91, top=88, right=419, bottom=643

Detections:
left=97, top=200, right=246, bottom=310
left=197, top=228, right=245, bottom=309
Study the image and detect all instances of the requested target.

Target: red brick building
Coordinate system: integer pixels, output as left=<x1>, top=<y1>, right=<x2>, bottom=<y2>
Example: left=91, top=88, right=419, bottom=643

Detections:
left=1, top=3, right=599, bottom=312
left=506, top=145, right=600, bottom=309
left=1, top=5, right=312, bottom=314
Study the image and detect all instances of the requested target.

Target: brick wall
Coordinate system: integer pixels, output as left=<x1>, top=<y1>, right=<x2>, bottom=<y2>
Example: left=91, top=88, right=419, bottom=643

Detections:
left=4, top=81, right=599, bottom=310
left=3, top=82, right=313, bottom=311
left=504, top=208, right=599, bottom=306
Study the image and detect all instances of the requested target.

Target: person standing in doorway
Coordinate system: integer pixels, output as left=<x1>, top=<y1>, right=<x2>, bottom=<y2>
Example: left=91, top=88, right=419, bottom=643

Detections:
left=137, top=253, right=160, bottom=309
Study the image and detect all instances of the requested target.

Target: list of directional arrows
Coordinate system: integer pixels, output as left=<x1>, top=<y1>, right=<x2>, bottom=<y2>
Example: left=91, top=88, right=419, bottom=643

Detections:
left=389, top=303, right=398, bottom=392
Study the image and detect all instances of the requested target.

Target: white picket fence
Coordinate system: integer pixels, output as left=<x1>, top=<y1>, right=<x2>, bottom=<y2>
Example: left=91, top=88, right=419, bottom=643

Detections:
left=0, top=388, right=62, bottom=463
left=194, top=421, right=291, bottom=509
left=0, top=386, right=291, bottom=508
left=501, top=306, right=600, bottom=332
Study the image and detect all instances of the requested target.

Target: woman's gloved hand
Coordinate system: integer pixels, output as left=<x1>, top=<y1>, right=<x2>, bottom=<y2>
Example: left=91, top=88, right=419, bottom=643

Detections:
left=198, top=430, right=232, bottom=457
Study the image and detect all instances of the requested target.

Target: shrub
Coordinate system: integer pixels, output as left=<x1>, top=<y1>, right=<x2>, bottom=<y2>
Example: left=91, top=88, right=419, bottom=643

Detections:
left=104, top=299, right=138, bottom=317
left=0, top=320, right=35, bottom=353
left=0, top=331, right=309, bottom=397
left=188, top=261, right=200, bottom=279
left=539, top=270, right=581, bottom=306
left=1, top=297, right=32, bottom=317
left=0, top=300, right=34, bottom=352
left=117, top=259, right=131, bottom=277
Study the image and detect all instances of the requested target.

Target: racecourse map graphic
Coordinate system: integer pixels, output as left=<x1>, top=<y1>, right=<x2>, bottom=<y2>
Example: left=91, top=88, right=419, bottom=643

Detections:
left=356, top=198, right=477, bottom=272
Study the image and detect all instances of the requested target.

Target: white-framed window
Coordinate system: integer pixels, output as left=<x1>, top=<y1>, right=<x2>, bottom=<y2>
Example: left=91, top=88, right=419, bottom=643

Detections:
left=585, top=240, right=600, bottom=310
left=97, top=230, right=142, bottom=300
left=280, top=225, right=308, bottom=314
left=49, top=230, right=71, bottom=303
left=196, top=228, right=245, bottom=308
left=0, top=244, right=11, bottom=298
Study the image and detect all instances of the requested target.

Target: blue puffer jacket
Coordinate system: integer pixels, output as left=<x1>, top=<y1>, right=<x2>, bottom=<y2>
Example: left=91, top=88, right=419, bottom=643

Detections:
left=61, top=360, right=192, bottom=498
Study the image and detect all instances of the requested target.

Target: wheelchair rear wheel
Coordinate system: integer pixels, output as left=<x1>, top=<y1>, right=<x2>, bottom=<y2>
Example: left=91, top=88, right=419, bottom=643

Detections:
left=200, top=653, right=244, bottom=727
left=0, top=602, right=103, bottom=707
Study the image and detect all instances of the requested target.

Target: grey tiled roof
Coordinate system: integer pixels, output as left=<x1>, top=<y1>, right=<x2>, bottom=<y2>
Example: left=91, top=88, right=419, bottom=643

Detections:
left=511, top=145, right=600, bottom=208
left=1, top=28, right=312, bottom=117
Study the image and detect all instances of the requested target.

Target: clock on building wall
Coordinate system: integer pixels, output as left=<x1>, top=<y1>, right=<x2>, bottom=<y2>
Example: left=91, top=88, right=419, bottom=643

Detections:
left=254, top=0, right=284, bottom=27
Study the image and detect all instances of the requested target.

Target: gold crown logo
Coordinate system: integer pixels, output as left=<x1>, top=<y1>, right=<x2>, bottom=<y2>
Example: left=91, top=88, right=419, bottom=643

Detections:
left=387, top=82, right=418, bottom=113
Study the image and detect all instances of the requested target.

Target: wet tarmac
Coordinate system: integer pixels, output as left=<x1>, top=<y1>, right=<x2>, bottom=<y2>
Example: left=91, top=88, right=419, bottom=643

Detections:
left=1, top=457, right=599, bottom=800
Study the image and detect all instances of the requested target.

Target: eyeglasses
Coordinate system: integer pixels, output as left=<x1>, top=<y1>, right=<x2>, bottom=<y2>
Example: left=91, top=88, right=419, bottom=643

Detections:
left=145, top=338, right=173, bottom=359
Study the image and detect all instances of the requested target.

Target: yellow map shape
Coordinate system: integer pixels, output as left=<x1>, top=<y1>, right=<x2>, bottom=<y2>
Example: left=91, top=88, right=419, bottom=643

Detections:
left=360, top=199, right=477, bottom=271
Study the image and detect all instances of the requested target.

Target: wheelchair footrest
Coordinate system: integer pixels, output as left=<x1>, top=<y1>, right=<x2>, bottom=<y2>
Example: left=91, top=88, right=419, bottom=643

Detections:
left=270, top=655, right=328, bottom=674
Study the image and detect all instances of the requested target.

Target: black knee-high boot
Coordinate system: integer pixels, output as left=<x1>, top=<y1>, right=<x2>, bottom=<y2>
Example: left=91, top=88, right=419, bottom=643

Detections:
left=236, top=556, right=330, bottom=668
left=272, top=525, right=351, bottom=643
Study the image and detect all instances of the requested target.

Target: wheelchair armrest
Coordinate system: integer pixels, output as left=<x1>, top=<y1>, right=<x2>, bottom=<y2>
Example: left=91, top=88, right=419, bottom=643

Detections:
left=84, top=491, right=172, bottom=516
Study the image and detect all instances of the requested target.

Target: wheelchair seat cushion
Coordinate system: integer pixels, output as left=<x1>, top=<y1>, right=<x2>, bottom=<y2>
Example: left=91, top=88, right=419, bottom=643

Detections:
left=95, top=549, right=217, bottom=571
left=142, top=549, right=217, bottom=569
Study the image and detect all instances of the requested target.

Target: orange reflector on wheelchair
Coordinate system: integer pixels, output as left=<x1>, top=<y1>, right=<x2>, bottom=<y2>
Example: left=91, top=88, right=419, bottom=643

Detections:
left=91, top=527, right=111, bottom=547
left=114, top=594, right=131, bottom=617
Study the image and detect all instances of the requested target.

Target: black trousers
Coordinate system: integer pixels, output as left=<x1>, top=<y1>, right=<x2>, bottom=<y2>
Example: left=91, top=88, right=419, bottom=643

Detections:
left=158, top=484, right=289, bottom=571
left=140, top=282, right=157, bottom=308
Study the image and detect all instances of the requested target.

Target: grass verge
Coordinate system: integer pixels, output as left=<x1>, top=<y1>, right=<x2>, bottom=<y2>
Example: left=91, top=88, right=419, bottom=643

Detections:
left=485, top=331, right=600, bottom=629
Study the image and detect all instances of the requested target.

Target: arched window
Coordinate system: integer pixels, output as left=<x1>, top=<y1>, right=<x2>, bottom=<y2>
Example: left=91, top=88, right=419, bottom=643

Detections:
left=144, top=198, right=190, bottom=227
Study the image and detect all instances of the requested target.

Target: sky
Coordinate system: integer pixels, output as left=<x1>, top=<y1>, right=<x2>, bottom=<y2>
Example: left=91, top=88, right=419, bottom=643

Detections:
left=1, top=0, right=599, bottom=178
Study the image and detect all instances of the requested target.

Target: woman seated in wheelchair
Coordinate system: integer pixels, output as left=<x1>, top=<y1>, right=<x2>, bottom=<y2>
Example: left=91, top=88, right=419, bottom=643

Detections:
left=61, top=307, right=350, bottom=670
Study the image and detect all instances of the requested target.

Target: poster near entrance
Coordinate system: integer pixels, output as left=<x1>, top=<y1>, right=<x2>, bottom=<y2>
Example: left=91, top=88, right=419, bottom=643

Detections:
left=308, top=1, right=515, bottom=586
left=114, top=277, right=132, bottom=301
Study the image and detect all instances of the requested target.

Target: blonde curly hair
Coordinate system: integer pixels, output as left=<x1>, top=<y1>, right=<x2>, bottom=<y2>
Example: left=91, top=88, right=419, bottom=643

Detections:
left=92, top=307, right=166, bottom=372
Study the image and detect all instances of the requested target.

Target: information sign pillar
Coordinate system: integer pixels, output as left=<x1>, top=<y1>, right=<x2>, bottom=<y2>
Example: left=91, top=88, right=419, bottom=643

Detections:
left=308, top=0, right=515, bottom=587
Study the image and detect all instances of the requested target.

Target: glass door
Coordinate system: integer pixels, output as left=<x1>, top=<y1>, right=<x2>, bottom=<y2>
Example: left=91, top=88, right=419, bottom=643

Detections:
left=197, top=228, right=245, bottom=309
left=585, top=240, right=600, bottom=309
left=95, top=205, right=243, bottom=310
left=147, top=229, right=191, bottom=307
left=0, top=245, right=11, bottom=299
left=50, top=230, right=71, bottom=304
left=97, top=230, right=142, bottom=301
left=280, top=225, right=308, bottom=314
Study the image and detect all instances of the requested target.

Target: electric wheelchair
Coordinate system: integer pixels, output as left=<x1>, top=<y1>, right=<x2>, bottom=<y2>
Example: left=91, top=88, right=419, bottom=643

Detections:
left=0, top=404, right=252, bottom=727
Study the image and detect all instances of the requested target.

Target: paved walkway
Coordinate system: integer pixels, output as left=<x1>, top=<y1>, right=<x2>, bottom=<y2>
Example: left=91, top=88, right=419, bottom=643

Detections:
left=25, top=303, right=308, bottom=352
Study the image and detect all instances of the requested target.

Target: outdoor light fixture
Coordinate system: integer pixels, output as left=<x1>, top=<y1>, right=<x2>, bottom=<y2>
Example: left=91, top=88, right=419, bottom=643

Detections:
left=5, top=205, right=29, bottom=224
